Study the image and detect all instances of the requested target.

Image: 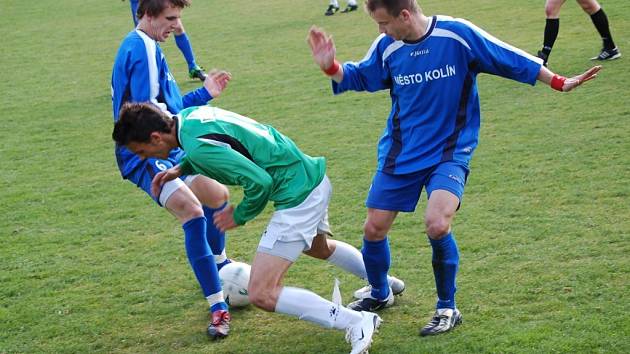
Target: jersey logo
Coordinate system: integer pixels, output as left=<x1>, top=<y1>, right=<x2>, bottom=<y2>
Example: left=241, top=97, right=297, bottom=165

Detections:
left=410, top=49, right=430, bottom=57
left=393, top=64, right=457, bottom=86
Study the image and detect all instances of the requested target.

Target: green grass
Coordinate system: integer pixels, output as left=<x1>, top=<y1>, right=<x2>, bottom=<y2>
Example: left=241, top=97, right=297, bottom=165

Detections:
left=1, top=0, right=629, bottom=352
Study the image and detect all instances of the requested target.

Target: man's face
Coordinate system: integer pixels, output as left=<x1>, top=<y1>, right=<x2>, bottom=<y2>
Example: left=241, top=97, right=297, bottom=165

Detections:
left=126, top=134, right=170, bottom=160
left=370, top=7, right=410, bottom=41
left=145, top=5, right=182, bottom=42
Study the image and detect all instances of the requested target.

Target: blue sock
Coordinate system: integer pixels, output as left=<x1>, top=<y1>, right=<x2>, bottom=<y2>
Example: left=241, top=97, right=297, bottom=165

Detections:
left=174, top=33, right=198, bottom=71
left=129, top=0, right=139, bottom=26
left=429, top=233, right=459, bottom=309
left=362, top=237, right=391, bottom=300
left=182, top=217, right=227, bottom=312
left=203, top=204, right=231, bottom=271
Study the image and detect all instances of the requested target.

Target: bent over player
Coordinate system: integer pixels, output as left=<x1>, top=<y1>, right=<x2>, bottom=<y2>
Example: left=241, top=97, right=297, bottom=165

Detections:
left=308, top=0, right=600, bottom=337
left=112, top=101, right=400, bottom=354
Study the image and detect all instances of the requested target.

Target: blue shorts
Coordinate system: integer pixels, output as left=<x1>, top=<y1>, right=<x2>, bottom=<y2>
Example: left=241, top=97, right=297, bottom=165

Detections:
left=366, top=161, right=469, bottom=212
left=125, top=149, right=189, bottom=206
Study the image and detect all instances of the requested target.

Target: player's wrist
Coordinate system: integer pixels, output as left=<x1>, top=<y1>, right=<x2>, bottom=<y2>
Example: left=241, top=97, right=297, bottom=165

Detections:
left=550, top=74, right=566, bottom=92
left=322, top=59, right=340, bottom=76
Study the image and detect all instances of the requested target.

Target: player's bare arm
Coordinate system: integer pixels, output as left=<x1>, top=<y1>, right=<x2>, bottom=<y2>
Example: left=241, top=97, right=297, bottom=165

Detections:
left=308, top=26, right=344, bottom=82
left=537, top=65, right=602, bottom=92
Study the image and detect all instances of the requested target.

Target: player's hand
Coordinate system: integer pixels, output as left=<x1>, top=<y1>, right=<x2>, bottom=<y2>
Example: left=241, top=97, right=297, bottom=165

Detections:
left=307, top=26, right=336, bottom=71
left=151, top=165, right=182, bottom=198
left=213, top=204, right=239, bottom=232
left=204, top=69, right=232, bottom=98
left=561, top=66, right=601, bottom=92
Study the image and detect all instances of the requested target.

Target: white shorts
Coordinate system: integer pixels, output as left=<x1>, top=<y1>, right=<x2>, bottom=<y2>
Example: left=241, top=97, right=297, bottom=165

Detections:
left=159, top=175, right=199, bottom=206
left=257, top=176, right=332, bottom=261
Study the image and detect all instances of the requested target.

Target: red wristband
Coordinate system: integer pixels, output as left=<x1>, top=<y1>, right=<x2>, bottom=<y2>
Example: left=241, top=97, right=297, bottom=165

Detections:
left=323, top=59, right=340, bottom=76
left=550, top=74, right=566, bottom=92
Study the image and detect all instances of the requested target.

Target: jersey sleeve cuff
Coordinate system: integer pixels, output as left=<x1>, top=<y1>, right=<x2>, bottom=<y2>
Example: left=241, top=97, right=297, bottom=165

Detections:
left=198, top=87, right=213, bottom=102
left=179, top=159, right=194, bottom=175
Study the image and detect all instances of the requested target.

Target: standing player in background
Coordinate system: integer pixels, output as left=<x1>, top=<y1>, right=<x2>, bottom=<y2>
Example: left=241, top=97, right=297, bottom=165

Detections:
left=308, top=0, right=600, bottom=337
left=537, top=0, right=621, bottom=66
left=112, top=0, right=232, bottom=339
left=113, top=102, right=390, bottom=354
left=325, top=0, right=359, bottom=16
left=127, top=0, right=208, bottom=81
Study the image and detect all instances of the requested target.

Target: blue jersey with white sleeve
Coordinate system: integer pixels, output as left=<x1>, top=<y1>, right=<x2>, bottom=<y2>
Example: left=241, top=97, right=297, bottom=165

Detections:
left=334, top=16, right=543, bottom=174
left=111, top=29, right=212, bottom=177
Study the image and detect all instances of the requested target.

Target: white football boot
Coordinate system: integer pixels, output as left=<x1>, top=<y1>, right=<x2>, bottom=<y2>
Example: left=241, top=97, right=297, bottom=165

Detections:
left=346, top=311, right=382, bottom=354
left=353, top=276, right=405, bottom=299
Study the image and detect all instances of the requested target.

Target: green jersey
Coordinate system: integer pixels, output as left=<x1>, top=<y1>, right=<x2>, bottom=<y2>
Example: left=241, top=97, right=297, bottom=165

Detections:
left=176, top=106, right=326, bottom=225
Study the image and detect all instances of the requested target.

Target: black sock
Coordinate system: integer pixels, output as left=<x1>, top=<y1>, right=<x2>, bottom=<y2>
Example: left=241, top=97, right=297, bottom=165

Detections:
left=542, top=18, right=559, bottom=55
left=590, top=9, right=616, bottom=50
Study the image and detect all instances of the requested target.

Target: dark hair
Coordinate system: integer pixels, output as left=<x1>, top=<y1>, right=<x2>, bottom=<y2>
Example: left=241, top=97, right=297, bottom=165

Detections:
left=112, top=102, right=172, bottom=146
left=137, top=0, right=191, bottom=20
left=365, top=0, right=418, bottom=17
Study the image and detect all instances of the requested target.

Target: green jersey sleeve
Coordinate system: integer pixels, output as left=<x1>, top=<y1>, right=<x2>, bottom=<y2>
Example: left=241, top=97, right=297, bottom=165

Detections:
left=184, top=143, right=274, bottom=225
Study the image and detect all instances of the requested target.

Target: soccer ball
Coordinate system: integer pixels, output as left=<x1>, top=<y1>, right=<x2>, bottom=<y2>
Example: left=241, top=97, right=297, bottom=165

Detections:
left=219, top=261, right=251, bottom=307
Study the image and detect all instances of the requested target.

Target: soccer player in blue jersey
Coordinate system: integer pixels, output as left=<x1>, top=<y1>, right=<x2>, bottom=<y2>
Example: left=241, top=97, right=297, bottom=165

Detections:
left=112, top=0, right=233, bottom=339
left=126, top=0, right=207, bottom=81
left=308, top=0, right=600, bottom=336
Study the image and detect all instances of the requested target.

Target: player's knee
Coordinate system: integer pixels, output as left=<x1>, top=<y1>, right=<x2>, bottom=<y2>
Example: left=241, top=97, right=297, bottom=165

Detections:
left=198, top=179, right=230, bottom=209
left=168, top=196, right=204, bottom=221
left=248, top=286, right=277, bottom=312
left=544, top=3, right=560, bottom=18
left=363, top=220, right=389, bottom=240
left=213, top=183, right=230, bottom=205
left=182, top=201, right=204, bottom=220
left=579, top=2, right=599, bottom=14
left=425, top=217, right=450, bottom=239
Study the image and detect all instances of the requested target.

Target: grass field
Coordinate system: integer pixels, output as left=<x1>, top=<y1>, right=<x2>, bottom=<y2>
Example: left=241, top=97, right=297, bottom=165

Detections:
left=1, top=0, right=629, bottom=353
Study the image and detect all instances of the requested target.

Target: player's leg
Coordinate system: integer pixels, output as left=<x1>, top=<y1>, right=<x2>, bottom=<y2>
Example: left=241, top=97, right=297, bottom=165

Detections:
left=341, top=0, right=358, bottom=13
left=577, top=0, right=621, bottom=60
left=131, top=158, right=229, bottom=338
left=419, top=161, right=467, bottom=336
left=129, top=0, right=139, bottom=27
left=187, top=175, right=232, bottom=271
left=250, top=249, right=381, bottom=354
left=305, top=234, right=406, bottom=298
left=538, top=0, right=565, bottom=65
left=349, top=170, right=424, bottom=311
left=325, top=0, right=340, bottom=16
left=173, top=20, right=207, bottom=82
left=347, top=208, right=397, bottom=309
left=163, top=186, right=230, bottom=339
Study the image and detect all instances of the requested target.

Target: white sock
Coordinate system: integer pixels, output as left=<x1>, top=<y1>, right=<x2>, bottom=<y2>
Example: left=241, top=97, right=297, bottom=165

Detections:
left=206, top=291, right=225, bottom=307
left=327, top=240, right=400, bottom=287
left=326, top=241, right=368, bottom=279
left=213, top=249, right=227, bottom=264
left=347, top=0, right=357, bottom=6
left=330, top=0, right=339, bottom=7
left=275, top=286, right=361, bottom=330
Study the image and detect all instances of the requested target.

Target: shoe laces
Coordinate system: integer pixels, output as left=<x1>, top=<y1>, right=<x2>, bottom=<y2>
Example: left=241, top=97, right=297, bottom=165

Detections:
left=212, top=310, right=231, bottom=325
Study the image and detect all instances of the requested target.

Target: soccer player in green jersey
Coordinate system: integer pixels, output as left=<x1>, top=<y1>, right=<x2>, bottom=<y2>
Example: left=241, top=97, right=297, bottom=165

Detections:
left=112, top=92, right=398, bottom=353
